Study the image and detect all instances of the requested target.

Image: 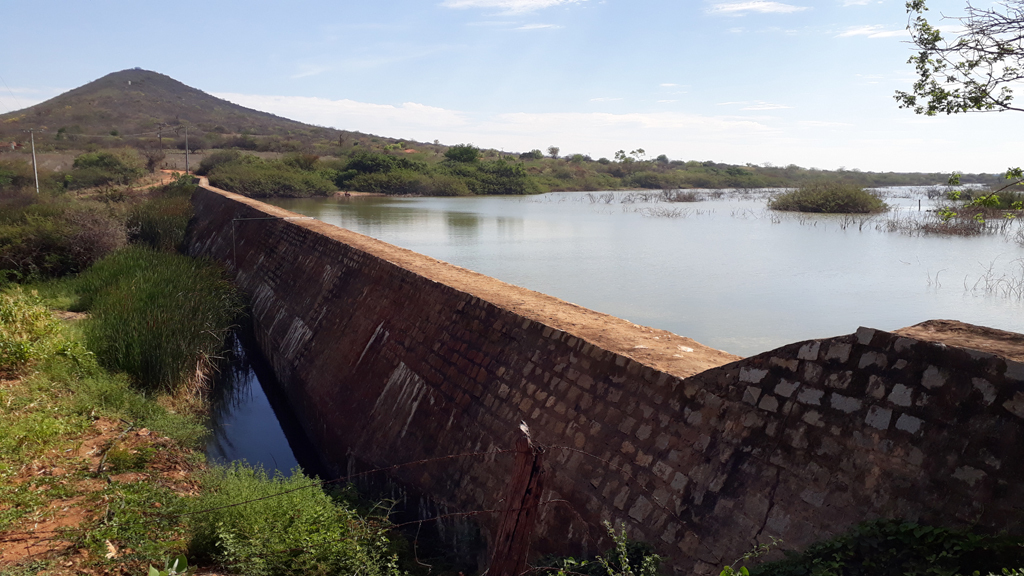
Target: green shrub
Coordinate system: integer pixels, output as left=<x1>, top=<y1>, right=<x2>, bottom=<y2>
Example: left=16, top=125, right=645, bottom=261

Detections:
left=195, top=150, right=242, bottom=176
left=207, top=157, right=335, bottom=198
left=188, top=463, right=402, bottom=576
left=769, top=181, right=888, bottom=213
left=0, top=288, right=63, bottom=372
left=69, top=149, right=146, bottom=189
left=444, top=144, right=480, bottom=163
left=0, top=198, right=127, bottom=281
left=128, top=174, right=197, bottom=251
left=752, top=520, right=1024, bottom=576
left=75, top=248, right=243, bottom=393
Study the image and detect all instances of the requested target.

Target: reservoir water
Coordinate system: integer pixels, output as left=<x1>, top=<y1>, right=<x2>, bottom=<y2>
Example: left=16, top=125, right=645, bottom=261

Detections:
left=204, top=188, right=1023, bottom=566
left=263, top=188, right=1024, bottom=358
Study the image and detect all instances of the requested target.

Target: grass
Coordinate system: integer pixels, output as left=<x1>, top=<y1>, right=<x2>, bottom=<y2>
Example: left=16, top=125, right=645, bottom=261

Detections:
left=188, top=463, right=402, bottom=576
left=72, top=247, right=244, bottom=394
left=769, top=181, right=888, bottom=213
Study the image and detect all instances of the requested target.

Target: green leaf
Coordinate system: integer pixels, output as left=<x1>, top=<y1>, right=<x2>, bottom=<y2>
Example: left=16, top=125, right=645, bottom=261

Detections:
left=148, top=567, right=161, bottom=576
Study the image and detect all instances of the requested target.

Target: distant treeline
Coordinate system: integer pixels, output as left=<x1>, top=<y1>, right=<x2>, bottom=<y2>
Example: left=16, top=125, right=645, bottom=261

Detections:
left=1, top=142, right=1004, bottom=199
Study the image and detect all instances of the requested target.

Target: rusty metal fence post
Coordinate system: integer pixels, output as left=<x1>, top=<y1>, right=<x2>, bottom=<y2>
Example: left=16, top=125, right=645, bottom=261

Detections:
left=488, top=428, right=546, bottom=576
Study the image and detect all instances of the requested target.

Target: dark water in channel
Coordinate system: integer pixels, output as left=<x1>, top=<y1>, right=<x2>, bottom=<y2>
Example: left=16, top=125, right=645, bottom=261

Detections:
left=205, top=330, right=484, bottom=570
left=205, top=331, right=324, bottom=477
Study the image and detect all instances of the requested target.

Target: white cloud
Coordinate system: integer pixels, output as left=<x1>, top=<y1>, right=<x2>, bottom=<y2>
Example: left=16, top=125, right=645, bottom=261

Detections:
left=841, top=0, right=871, bottom=5
left=590, top=97, right=623, bottom=102
left=517, top=23, right=562, bottom=29
left=660, top=83, right=678, bottom=87
left=657, top=99, right=678, bottom=103
left=441, top=0, right=585, bottom=13
left=708, top=2, right=809, bottom=15
left=837, top=25, right=908, bottom=38
left=213, top=93, right=470, bottom=134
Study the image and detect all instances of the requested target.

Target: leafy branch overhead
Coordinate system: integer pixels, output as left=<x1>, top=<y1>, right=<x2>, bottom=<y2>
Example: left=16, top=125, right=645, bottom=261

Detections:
left=895, top=0, right=1024, bottom=115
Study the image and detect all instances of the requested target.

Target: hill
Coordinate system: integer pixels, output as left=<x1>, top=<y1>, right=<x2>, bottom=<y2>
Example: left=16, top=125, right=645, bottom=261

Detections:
left=0, top=69, right=1003, bottom=191
left=0, top=68, right=365, bottom=151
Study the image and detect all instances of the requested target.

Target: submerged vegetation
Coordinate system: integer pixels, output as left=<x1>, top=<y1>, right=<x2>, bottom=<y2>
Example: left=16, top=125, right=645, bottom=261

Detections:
left=769, top=181, right=889, bottom=214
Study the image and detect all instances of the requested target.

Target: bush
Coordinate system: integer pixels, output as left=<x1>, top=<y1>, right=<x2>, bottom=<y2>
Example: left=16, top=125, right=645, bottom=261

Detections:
left=0, top=288, right=63, bottom=373
left=769, top=181, right=888, bottom=213
left=127, top=174, right=196, bottom=251
left=69, top=149, right=146, bottom=189
left=75, top=248, right=243, bottom=393
left=188, top=463, right=402, bottom=576
left=752, top=519, right=1024, bottom=576
left=0, top=198, right=127, bottom=281
left=444, top=144, right=480, bottom=163
left=207, top=157, right=335, bottom=198
left=195, top=150, right=242, bottom=176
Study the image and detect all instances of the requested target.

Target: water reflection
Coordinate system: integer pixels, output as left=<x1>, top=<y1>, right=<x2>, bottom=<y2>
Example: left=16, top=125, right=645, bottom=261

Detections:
left=206, top=331, right=323, bottom=476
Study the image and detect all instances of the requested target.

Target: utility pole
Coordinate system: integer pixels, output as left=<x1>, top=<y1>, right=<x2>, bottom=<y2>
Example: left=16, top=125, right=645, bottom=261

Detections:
left=27, top=129, right=39, bottom=194
left=184, top=125, right=189, bottom=174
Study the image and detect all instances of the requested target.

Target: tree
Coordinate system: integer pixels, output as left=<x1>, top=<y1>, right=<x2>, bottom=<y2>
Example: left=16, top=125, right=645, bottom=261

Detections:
left=444, top=144, right=480, bottom=163
left=547, top=146, right=560, bottom=159
left=896, top=0, right=1024, bottom=192
left=895, top=0, right=1024, bottom=115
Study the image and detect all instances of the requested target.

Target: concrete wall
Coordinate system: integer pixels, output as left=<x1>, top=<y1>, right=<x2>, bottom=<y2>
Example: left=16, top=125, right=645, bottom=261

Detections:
left=186, top=186, right=1024, bottom=573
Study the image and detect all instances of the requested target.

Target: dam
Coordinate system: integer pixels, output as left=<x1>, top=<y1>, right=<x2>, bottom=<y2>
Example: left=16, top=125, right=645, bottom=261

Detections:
left=186, top=184, right=1024, bottom=573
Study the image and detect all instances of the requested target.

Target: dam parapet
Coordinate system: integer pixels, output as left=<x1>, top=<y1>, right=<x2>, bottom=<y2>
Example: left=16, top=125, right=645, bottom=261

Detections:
left=186, top=185, right=1024, bottom=574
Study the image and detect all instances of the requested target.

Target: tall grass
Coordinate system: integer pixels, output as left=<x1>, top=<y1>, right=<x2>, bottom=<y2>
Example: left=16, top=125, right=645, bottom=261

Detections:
left=127, top=174, right=196, bottom=251
left=0, top=288, right=68, bottom=373
left=189, top=463, right=403, bottom=576
left=74, top=247, right=243, bottom=393
left=770, top=181, right=888, bottom=214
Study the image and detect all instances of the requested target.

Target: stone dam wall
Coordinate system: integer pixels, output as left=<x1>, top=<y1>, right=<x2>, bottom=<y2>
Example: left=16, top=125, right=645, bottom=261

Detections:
left=186, top=186, right=1024, bottom=574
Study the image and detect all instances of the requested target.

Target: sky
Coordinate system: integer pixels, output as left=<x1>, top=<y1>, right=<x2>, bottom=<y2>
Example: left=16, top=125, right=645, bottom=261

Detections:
left=1, top=0, right=1021, bottom=173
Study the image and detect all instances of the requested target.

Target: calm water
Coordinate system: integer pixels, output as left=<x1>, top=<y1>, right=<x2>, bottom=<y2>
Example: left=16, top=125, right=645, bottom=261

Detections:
left=263, top=189, right=1024, bottom=358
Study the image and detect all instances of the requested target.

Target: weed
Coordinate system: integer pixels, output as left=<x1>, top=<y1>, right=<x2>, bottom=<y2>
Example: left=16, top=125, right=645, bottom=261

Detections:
left=751, top=519, right=1024, bottom=576
left=0, top=288, right=64, bottom=372
left=73, top=247, right=243, bottom=393
left=188, top=463, right=403, bottom=576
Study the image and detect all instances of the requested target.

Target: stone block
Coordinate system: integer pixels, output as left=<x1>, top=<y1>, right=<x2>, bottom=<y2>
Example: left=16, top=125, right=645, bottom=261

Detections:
left=740, top=366, right=769, bottom=384
left=867, top=375, right=887, bottom=399
left=895, top=413, right=923, bottom=434
left=1002, top=392, right=1024, bottom=419
left=798, top=341, right=821, bottom=361
left=758, top=395, right=780, bottom=413
left=826, top=371, right=853, bottom=390
left=825, top=342, right=852, bottom=363
left=921, top=366, right=947, bottom=389
left=887, top=383, right=913, bottom=407
left=830, top=393, right=862, bottom=414
left=859, top=351, right=888, bottom=370
left=774, top=379, right=800, bottom=398
left=796, top=387, right=824, bottom=405
left=770, top=357, right=800, bottom=372
left=855, top=327, right=876, bottom=345
left=1007, top=361, right=1024, bottom=382
left=803, top=362, right=824, bottom=384
left=865, top=406, right=892, bottom=430
left=972, top=378, right=996, bottom=405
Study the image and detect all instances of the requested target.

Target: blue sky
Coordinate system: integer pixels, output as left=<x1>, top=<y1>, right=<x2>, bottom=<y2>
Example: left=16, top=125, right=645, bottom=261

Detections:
left=1, top=0, right=1020, bottom=172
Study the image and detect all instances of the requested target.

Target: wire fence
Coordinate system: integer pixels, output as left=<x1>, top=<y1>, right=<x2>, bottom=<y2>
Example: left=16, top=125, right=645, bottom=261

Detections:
left=0, top=435, right=696, bottom=572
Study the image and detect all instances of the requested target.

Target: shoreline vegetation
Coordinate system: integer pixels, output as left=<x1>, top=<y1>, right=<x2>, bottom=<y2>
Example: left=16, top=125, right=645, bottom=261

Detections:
left=0, top=141, right=1010, bottom=200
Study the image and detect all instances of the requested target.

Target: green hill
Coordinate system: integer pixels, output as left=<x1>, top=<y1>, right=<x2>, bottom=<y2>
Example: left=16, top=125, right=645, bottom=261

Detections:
left=0, top=68, right=365, bottom=151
